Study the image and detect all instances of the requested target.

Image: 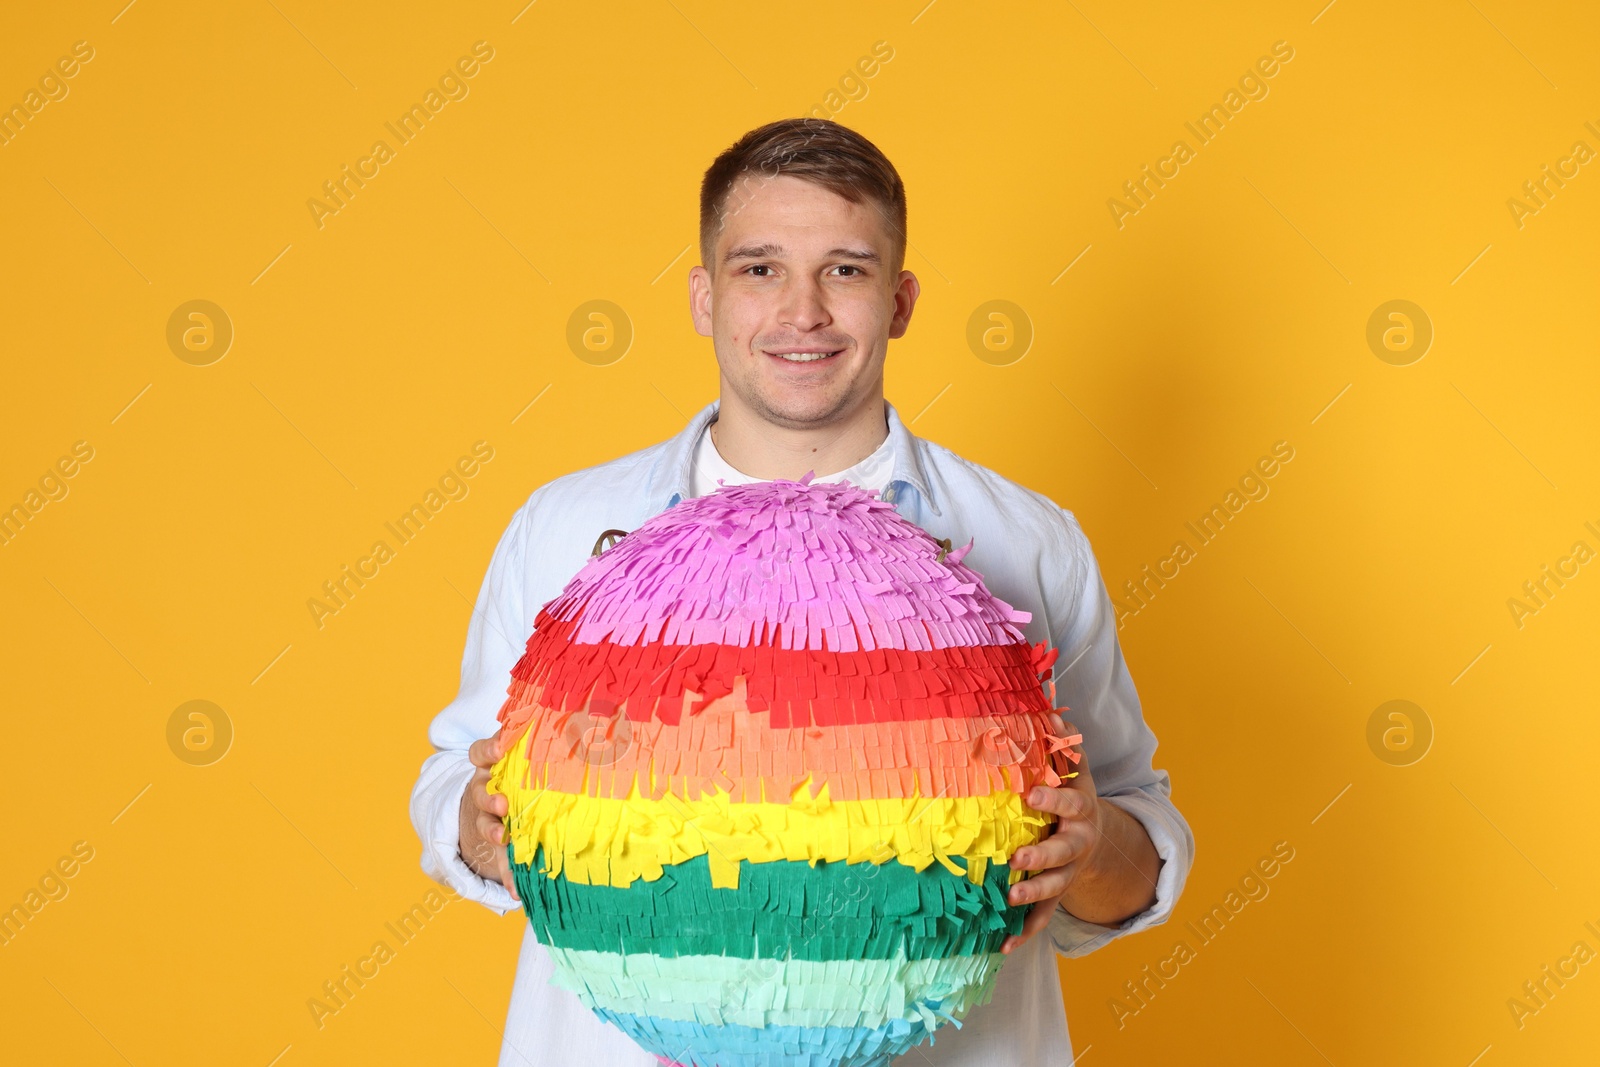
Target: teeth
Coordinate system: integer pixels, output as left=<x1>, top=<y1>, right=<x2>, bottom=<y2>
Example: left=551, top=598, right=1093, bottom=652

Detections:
left=774, top=351, right=836, bottom=362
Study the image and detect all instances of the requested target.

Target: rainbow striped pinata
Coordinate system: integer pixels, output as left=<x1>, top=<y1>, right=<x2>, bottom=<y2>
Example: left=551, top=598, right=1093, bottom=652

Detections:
left=487, top=474, right=1081, bottom=1067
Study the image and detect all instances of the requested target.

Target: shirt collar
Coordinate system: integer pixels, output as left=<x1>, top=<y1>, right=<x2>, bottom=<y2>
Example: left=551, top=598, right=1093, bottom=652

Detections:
left=648, top=397, right=942, bottom=517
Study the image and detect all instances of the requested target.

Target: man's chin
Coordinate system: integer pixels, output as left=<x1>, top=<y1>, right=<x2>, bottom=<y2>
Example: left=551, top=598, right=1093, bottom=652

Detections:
left=745, top=388, right=853, bottom=429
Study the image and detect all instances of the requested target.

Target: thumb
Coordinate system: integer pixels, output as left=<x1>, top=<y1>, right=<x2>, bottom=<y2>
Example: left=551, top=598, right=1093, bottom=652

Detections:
left=469, top=731, right=508, bottom=770
left=1045, top=715, right=1089, bottom=788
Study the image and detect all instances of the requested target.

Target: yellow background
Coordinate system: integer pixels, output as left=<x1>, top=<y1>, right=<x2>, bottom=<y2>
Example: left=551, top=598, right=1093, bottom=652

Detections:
left=2, top=1, right=1596, bottom=1063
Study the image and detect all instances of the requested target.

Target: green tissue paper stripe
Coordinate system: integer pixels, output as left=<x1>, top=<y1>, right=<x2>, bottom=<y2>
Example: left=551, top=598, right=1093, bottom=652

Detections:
left=510, top=846, right=1030, bottom=961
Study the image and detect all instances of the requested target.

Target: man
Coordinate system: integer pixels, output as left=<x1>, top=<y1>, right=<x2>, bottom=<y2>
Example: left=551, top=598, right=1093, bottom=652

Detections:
left=410, top=117, right=1193, bottom=1065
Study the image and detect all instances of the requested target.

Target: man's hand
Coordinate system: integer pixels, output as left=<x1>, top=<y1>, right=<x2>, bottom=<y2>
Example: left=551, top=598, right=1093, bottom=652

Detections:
left=1000, top=714, right=1162, bottom=955
left=458, top=732, right=520, bottom=902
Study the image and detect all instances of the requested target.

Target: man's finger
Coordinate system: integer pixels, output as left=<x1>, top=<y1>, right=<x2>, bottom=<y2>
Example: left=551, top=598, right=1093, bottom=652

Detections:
left=1052, top=723, right=1098, bottom=796
left=1027, top=784, right=1094, bottom=822
left=472, top=775, right=508, bottom=817
left=1001, top=890, right=1064, bottom=954
left=468, top=733, right=507, bottom=769
left=1055, top=720, right=1084, bottom=764
left=1009, top=866, right=1073, bottom=905
left=1011, top=827, right=1094, bottom=873
left=477, top=810, right=507, bottom=847
left=472, top=818, right=520, bottom=903
left=498, top=844, right=521, bottom=902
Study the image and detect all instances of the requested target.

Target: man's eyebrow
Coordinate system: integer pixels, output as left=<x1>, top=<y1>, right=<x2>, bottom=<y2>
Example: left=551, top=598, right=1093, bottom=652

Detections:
left=724, top=243, right=782, bottom=263
left=723, top=243, right=881, bottom=264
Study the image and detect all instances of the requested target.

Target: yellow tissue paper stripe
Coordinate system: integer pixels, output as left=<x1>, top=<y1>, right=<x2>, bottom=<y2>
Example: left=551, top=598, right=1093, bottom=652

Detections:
left=490, top=735, right=1052, bottom=890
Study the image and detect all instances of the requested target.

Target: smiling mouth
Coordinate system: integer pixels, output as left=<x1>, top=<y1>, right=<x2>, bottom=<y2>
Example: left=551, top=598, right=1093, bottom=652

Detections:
left=765, top=349, right=844, bottom=363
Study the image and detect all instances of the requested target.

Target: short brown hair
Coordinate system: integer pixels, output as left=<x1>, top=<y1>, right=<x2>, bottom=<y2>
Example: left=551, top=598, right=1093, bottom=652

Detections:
left=699, top=117, right=907, bottom=274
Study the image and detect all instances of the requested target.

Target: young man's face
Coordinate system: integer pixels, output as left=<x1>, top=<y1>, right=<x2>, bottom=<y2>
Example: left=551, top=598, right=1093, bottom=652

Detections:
left=689, top=174, right=919, bottom=430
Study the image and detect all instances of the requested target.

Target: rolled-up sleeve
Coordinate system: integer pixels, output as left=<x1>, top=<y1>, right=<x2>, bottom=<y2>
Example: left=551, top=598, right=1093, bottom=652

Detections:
left=1041, top=507, right=1195, bottom=958
left=408, top=491, right=543, bottom=917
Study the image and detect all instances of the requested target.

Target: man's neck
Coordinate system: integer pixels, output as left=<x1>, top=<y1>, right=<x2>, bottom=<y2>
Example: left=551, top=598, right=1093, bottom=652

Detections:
left=710, top=394, right=890, bottom=482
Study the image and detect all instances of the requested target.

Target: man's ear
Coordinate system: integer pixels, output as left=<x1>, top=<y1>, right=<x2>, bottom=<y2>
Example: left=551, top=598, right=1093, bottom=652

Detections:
left=688, top=264, right=714, bottom=338
left=887, top=269, right=920, bottom=339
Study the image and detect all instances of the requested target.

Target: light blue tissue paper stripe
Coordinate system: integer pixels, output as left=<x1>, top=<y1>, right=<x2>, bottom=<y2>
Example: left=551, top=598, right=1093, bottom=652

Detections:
left=548, top=944, right=1002, bottom=1028
left=547, top=945, right=1004, bottom=1031
left=595, top=1003, right=967, bottom=1067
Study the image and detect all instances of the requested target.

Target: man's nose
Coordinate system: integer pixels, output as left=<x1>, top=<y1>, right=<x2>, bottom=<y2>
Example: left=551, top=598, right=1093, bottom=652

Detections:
left=777, top=274, right=831, bottom=333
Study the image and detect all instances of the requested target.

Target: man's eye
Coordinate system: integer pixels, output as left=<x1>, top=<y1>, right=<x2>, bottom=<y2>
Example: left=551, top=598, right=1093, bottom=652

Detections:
left=834, top=265, right=861, bottom=276
left=745, top=265, right=772, bottom=276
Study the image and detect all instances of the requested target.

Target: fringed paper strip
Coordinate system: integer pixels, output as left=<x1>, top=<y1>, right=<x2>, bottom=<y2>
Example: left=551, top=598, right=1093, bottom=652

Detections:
left=549, top=946, right=1005, bottom=1030
left=607, top=1006, right=963, bottom=1067
left=492, top=766, right=1053, bottom=891
left=536, top=478, right=1033, bottom=654
left=500, top=614, right=1058, bottom=730
left=511, top=848, right=1025, bottom=961
left=499, top=613, right=1060, bottom=730
left=498, top=679, right=1078, bottom=804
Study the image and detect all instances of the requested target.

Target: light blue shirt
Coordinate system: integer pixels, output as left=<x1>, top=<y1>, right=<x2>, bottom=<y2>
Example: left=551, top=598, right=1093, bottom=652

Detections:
left=410, top=396, right=1194, bottom=1066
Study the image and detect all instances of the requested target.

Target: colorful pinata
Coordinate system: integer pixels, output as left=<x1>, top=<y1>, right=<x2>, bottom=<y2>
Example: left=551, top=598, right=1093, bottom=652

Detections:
left=487, top=474, right=1081, bottom=1067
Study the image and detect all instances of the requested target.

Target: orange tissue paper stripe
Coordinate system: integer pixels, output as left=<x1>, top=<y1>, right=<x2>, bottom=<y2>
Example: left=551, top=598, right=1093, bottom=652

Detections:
left=496, top=675, right=1081, bottom=804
